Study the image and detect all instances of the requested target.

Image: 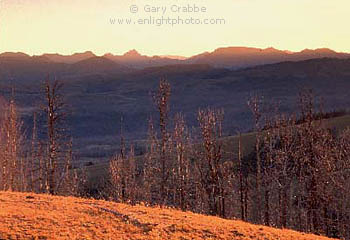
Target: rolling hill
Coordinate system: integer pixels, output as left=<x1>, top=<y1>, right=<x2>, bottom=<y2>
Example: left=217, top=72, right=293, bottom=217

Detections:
left=66, top=56, right=131, bottom=76
left=0, top=191, right=337, bottom=240
left=84, top=113, right=350, bottom=186
left=186, top=47, right=350, bottom=68
left=1, top=50, right=350, bottom=164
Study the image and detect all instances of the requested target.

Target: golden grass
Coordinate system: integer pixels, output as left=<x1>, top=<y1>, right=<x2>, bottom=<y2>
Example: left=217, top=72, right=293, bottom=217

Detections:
left=0, top=192, right=337, bottom=240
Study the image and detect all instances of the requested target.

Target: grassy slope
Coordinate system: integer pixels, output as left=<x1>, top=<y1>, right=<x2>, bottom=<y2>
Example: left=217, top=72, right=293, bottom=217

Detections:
left=86, top=114, right=350, bottom=184
left=0, top=192, right=337, bottom=240
left=222, top=113, right=350, bottom=157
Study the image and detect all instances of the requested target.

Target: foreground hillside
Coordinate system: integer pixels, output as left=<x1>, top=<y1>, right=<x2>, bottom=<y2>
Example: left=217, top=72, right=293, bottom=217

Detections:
left=0, top=192, right=336, bottom=240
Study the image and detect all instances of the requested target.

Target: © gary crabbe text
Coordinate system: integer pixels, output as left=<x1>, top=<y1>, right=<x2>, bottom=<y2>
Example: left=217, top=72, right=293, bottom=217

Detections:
left=142, top=4, right=208, bottom=14
left=109, top=4, right=226, bottom=26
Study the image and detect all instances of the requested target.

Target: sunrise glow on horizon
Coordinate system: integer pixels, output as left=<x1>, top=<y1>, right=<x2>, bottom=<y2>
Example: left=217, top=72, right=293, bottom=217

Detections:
left=1, top=0, right=350, bottom=57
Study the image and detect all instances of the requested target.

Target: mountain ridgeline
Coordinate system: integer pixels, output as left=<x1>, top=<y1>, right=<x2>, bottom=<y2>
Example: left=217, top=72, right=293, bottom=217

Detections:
left=0, top=47, right=349, bottom=159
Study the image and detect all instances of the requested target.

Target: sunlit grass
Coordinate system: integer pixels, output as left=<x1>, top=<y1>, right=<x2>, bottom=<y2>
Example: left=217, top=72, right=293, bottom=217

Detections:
left=0, top=191, right=337, bottom=240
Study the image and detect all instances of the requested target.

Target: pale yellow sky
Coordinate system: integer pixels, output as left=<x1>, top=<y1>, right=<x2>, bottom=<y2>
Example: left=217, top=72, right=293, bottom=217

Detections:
left=0, top=0, right=349, bottom=57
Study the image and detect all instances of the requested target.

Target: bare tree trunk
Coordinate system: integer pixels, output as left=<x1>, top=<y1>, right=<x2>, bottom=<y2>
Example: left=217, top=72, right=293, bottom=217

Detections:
left=43, top=79, right=68, bottom=195
left=264, top=188, right=270, bottom=226
left=0, top=94, right=24, bottom=192
left=153, top=79, right=171, bottom=205
left=248, top=95, right=263, bottom=223
left=238, top=133, right=245, bottom=221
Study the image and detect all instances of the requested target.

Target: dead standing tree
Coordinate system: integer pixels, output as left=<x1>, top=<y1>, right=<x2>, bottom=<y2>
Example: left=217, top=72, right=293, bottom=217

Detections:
left=248, top=94, right=264, bottom=223
left=143, top=117, right=160, bottom=203
left=108, top=118, right=139, bottom=203
left=43, top=79, right=68, bottom=195
left=109, top=144, right=137, bottom=203
left=262, top=113, right=297, bottom=228
left=0, top=94, right=25, bottom=191
left=153, top=79, right=172, bottom=204
left=197, top=108, right=228, bottom=217
left=172, top=113, right=193, bottom=210
left=237, top=132, right=247, bottom=221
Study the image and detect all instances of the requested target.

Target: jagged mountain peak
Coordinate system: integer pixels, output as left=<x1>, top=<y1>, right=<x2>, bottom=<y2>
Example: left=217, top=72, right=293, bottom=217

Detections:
left=123, top=49, right=142, bottom=58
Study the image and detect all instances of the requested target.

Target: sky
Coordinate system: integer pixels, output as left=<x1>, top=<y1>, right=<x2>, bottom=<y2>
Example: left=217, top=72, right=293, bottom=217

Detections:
left=0, top=0, right=350, bottom=57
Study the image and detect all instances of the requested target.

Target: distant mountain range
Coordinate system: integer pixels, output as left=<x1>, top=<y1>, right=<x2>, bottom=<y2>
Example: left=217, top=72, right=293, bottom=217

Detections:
left=186, top=47, right=350, bottom=68
left=1, top=47, right=349, bottom=71
left=1, top=47, right=350, bottom=159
